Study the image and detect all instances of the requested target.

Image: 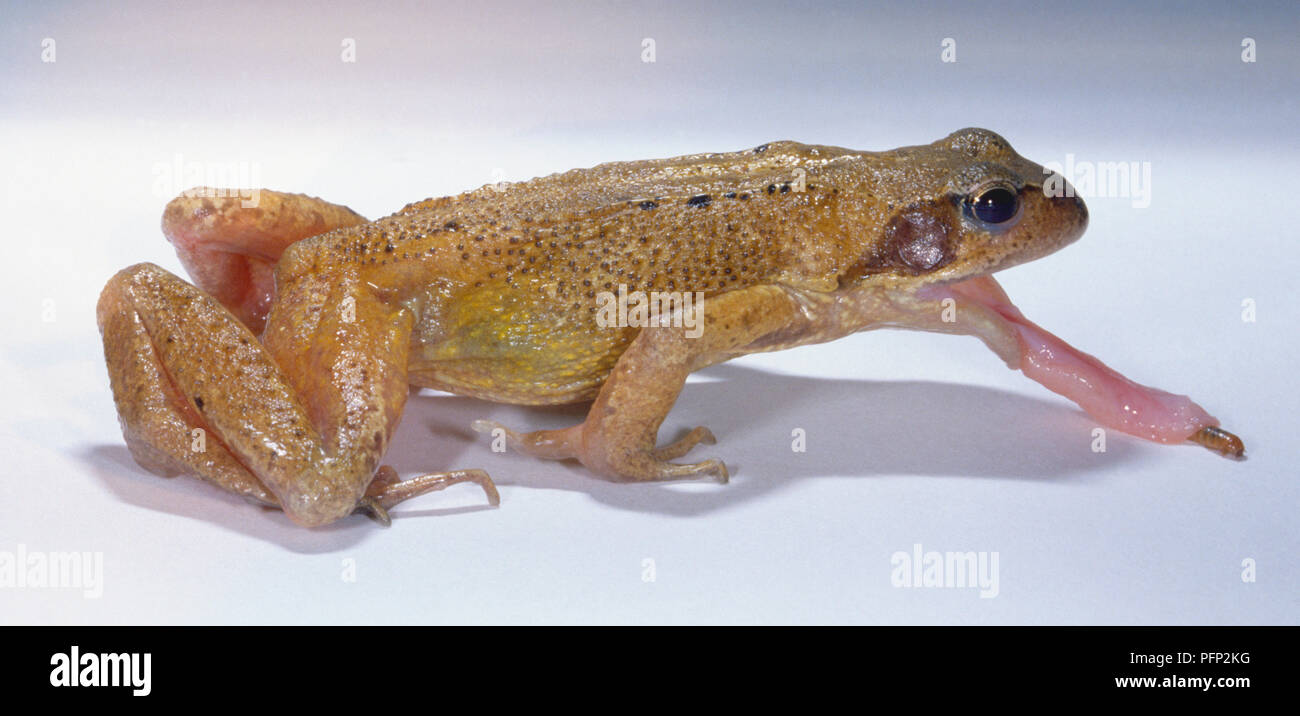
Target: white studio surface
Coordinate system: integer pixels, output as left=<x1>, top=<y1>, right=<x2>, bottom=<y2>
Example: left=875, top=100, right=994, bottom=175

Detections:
left=1, top=1, right=1296, bottom=624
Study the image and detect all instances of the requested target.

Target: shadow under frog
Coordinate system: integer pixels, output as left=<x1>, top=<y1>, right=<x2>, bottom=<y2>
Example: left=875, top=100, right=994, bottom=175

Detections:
left=85, top=362, right=1140, bottom=545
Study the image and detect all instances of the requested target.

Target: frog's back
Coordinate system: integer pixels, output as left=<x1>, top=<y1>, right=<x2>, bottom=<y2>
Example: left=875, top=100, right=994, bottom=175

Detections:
left=296, top=141, right=881, bottom=404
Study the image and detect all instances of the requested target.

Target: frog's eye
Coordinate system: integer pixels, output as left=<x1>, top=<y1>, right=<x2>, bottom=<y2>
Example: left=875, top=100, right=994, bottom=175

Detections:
left=964, top=184, right=1021, bottom=228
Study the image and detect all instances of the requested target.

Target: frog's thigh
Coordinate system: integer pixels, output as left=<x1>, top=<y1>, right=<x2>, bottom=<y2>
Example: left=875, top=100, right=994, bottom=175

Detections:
left=97, top=263, right=412, bottom=526
left=98, top=264, right=280, bottom=508
left=485, top=285, right=809, bottom=482
left=162, top=190, right=367, bottom=333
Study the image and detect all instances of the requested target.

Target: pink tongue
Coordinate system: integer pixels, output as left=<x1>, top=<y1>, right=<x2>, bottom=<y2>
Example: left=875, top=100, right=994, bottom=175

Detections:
left=949, top=276, right=1217, bottom=444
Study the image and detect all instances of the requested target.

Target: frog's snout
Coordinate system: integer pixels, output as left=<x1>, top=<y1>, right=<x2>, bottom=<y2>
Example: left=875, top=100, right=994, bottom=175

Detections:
left=1040, top=169, right=1089, bottom=241
left=1051, top=191, right=1089, bottom=245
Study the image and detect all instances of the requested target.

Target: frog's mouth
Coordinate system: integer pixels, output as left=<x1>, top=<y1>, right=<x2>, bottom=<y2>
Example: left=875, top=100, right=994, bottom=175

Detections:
left=910, top=273, right=1242, bottom=456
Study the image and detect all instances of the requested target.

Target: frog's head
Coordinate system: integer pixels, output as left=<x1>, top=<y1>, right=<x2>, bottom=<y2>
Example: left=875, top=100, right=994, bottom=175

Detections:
left=846, top=127, right=1088, bottom=287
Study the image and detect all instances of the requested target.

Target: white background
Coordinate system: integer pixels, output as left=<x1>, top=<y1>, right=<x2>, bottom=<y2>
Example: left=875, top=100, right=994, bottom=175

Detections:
left=2, top=1, right=1296, bottom=624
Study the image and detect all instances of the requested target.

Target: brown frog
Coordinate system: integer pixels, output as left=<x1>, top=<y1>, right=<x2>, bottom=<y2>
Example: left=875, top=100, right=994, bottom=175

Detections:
left=97, top=128, right=1243, bottom=527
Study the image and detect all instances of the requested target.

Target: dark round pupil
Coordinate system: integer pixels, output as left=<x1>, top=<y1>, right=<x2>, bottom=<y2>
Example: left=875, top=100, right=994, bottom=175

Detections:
left=971, top=187, right=1018, bottom=224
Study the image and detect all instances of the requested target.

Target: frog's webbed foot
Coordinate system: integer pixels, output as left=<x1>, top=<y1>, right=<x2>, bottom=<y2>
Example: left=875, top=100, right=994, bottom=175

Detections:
left=356, top=465, right=499, bottom=526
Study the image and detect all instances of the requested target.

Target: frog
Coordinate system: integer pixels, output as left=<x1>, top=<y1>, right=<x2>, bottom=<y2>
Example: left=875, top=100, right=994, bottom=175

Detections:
left=97, top=128, right=1244, bottom=528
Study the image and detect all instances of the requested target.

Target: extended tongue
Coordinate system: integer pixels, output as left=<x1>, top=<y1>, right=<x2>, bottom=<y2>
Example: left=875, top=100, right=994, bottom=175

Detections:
left=945, top=275, right=1244, bottom=458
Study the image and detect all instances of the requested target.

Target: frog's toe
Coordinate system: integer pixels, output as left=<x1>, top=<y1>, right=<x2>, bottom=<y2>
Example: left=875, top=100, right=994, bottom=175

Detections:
left=648, top=457, right=730, bottom=484
left=353, top=496, right=393, bottom=527
left=692, top=458, right=730, bottom=484
left=596, top=453, right=729, bottom=484
left=474, top=418, right=728, bottom=484
left=472, top=418, right=582, bottom=460
left=361, top=467, right=500, bottom=521
left=652, top=425, right=717, bottom=461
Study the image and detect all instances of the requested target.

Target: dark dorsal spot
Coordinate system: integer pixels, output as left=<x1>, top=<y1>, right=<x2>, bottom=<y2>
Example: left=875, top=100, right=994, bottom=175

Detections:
left=724, top=192, right=736, bottom=199
left=384, top=243, right=395, bottom=252
left=443, top=221, right=459, bottom=230
left=687, top=194, right=711, bottom=207
left=766, top=184, right=776, bottom=194
left=883, top=208, right=955, bottom=273
left=639, top=200, right=658, bottom=210
left=738, top=193, right=750, bottom=200
left=754, top=143, right=770, bottom=154
left=780, top=183, right=790, bottom=193
left=194, top=396, right=204, bottom=410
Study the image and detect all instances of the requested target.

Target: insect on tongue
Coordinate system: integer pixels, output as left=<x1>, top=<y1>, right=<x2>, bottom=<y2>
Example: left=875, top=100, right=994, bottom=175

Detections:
left=943, top=275, right=1244, bottom=457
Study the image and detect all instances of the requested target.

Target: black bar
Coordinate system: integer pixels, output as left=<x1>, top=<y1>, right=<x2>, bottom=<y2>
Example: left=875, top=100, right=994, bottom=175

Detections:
left=0, top=626, right=1290, bottom=701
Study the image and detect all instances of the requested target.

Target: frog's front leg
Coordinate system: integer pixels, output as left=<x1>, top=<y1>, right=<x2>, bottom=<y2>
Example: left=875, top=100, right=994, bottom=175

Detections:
left=98, top=262, right=497, bottom=526
left=476, top=285, right=812, bottom=483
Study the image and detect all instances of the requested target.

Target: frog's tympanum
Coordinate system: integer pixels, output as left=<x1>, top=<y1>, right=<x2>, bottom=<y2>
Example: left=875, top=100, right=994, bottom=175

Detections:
left=98, top=129, right=1244, bottom=527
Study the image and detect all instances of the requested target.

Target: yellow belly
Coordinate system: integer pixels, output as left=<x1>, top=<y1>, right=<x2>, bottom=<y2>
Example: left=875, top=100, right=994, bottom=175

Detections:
left=405, top=280, right=637, bottom=405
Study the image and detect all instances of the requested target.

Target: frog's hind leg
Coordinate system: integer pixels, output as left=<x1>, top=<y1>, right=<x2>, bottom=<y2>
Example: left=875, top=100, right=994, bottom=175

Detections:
left=473, top=285, right=810, bottom=484
left=162, top=189, right=368, bottom=334
left=97, top=267, right=280, bottom=509
left=97, top=290, right=489, bottom=523
left=97, top=262, right=497, bottom=526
